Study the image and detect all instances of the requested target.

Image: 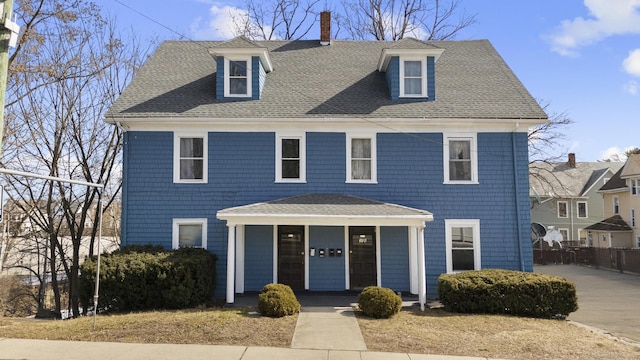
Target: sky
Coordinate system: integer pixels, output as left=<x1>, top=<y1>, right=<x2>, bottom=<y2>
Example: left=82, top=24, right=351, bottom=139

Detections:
left=96, top=0, right=640, bottom=162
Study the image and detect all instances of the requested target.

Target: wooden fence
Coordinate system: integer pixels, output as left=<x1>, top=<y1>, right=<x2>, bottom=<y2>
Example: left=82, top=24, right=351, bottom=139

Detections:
left=533, top=247, right=640, bottom=274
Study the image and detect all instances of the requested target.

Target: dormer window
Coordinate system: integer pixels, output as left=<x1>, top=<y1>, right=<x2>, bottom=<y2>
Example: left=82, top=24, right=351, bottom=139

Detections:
left=225, top=58, right=251, bottom=97
left=400, top=58, right=426, bottom=97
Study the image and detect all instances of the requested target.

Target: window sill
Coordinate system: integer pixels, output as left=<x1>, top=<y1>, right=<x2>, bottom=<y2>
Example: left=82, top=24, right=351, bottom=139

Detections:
left=275, top=179, right=307, bottom=184
left=174, top=180, right=208, bottom=184
left=346, top=180, right=378, bottom=184
left=443, top=181, right=479, bottom=185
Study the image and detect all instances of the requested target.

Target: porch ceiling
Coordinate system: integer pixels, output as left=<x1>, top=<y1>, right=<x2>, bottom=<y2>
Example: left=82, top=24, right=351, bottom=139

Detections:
left=216, top=193, right=433, bottom=226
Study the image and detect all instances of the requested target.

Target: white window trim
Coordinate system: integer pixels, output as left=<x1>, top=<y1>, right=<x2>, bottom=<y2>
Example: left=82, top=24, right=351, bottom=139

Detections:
left=557, top=201, right=568, bottom=218
left=577, top=201, right=588, bottom=218
left=399, top=57, right=427, bottom=98
left=443, top=133, right=478, bottom=184
left=445, top=219, right=481, bottom=273
left=631, top=179, right=640, bottom=196
left=631, top=208, right=636, bottom=228
left=275, top=132, right=306, bottom=183
left=558, top=228, right=569, bottom=242
left=173, top=132, right=208, bottom=184
left=172, top=218, right=207, bottom=249
left=346, top=133, right=377, bottom=184
left=224, top=56, right=252, bottom=98
left=613, top=196, right=620, bottom=215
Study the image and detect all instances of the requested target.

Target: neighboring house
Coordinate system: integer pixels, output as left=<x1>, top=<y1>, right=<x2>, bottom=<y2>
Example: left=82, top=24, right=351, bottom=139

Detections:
left=529, top=153, right=622, bottom=247
left=105, top=13, right=547, bottom=307
left=586, top=154, right=640, bottom=248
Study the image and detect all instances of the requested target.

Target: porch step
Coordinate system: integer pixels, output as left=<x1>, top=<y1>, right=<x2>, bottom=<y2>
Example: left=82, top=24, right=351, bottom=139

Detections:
left=291, top=306, right=367, bottom=351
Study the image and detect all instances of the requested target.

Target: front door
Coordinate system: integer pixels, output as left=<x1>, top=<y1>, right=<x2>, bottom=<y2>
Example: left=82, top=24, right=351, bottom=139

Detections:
left=278, top=225, right=305, bottom=290
left=349, top=226, right=377, bottom=290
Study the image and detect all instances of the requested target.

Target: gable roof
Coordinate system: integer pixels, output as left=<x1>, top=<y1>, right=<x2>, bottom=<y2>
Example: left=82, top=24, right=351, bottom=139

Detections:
left=620, top=153, right=640, bottom=179
left=599, top=166, right=627, bottom=192
left=106, top=39, right=547, bottom=124
left=584, top=215, right=632, bottom=232
left=529, top=161, right=622, bottom=198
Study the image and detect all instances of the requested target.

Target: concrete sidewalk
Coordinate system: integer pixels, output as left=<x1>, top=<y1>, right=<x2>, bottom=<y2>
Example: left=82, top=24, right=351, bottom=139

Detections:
left=0, top=338, right=502, bottom=360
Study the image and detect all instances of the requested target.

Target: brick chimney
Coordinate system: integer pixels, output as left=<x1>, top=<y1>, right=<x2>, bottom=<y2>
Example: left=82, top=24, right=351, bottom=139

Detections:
left=320, top=11, right=331, bottom=45
left=568, top=153, right=576, bottom=168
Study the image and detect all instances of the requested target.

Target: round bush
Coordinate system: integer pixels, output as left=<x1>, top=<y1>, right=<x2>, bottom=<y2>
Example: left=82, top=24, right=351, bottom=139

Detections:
left=357, top=286, right=402, bottom=319
left=257, top=283, right=300, bottom=318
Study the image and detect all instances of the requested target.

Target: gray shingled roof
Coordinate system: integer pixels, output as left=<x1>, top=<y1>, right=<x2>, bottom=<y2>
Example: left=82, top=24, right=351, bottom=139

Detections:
left=529, top=161, right=622, bottom=198
left=584, top=215, right=632, bottom=232
left=106, top=39, right=547, bottom=121
left=599, top=166, right=627, bottom=192
left=217, top=193, right=433, bottom=218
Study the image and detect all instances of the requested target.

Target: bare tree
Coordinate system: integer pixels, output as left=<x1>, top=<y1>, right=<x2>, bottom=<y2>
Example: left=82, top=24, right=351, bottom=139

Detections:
left=1, top=0, right=148, bottom=318
left=231, top=0, right=321, bottom=40
left=528, top=100, right=573, bottom=166
left=336, top=0, right=476, bottom=40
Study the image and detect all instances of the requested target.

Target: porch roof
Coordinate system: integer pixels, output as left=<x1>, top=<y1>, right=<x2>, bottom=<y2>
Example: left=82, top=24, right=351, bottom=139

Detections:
left=216, top=193, right=433, bottom=226
left=585, top=215, right=632, bottom=232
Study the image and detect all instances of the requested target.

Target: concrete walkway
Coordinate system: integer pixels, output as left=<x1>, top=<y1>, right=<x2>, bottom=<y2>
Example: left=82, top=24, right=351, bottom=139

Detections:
left=291, top=306, right=367, bottom=351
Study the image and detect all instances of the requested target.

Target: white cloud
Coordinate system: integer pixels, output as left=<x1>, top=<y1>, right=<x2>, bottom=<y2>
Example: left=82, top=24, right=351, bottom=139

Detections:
left=548, top=0, right=640, bottom=56
left=190, top=4, right=249, bottom=40
left=623, top=49, right=640, bottom=76
left=624, top=80, right=638, bottom=94
left=600, top=145, right=638, bottom=161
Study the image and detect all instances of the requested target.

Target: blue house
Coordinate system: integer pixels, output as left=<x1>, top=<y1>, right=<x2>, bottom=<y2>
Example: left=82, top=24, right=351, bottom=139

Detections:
left=105, top=13, right=547, bottom=310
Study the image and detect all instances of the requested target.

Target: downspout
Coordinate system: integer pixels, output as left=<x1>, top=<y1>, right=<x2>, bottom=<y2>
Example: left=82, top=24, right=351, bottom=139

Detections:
left=512, top=127, right=525, bottom=271
left=119, top=123, right=128, bottom=247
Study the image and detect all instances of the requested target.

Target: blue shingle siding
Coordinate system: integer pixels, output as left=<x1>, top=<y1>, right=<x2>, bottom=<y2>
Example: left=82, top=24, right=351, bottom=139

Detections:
left=380, top=227, right=409, bottom=291
left=121, top=130, right=532, bottom=298
left=253, top=57, right=262, bottom=100
left=386, top=57, right=399, bottom=100
left=427, top=56, right=435, bottom=99
left=215, top=57, right=224, bottom=99
left=308, top=226, right=345, bottom=291
left=244, top=225, right=274, bottom=291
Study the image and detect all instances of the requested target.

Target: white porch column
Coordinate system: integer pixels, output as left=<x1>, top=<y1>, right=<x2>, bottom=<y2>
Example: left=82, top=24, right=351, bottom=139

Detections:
left=417, top=224, right=427, bottom=311
left=409, top=227, right=418, bottom=294
left=226, top=224, right=236, bottom=304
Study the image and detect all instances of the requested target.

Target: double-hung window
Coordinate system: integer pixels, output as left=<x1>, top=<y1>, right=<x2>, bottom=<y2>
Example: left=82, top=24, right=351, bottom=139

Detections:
left=276, top=132, right=306, bottom=182
left=614, top=196, right=620, bottom=214
left=174, top=133, right=208, bottom=183
left=443, top=133, right=478, bottom=184
left=632, top=179, right=640, bottom=196
left=557, top=201, right=568, bottom=218
left=577, top=201, right=588, bottom=218
left=225, top=57, right=251, bottom=97
left=172, top=218, right=207, bottom=249
left=347, top=134, right=376, bottom=183
left=445, top=219, right=481, bottom=272
left=400, top=58, right=427, bottom=98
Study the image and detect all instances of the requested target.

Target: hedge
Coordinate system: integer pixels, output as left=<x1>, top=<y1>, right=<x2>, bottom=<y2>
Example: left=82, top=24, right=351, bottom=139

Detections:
left=79, top=245, right=217, bottom=312
left=257, top=283, right=300, bottom=317
left=438, top=269, right=578, bottom=318
left=357, top=286, right=402, bottom=318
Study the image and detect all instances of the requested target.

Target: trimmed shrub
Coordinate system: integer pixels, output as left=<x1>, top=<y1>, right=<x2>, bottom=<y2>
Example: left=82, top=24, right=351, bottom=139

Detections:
left=438, top=269, right=578, bottom=319
left=357, top=286, right=402, bottom=319
left=79, top=246, right=217, bottom=312
left=257, top=283, right=300, bottom=318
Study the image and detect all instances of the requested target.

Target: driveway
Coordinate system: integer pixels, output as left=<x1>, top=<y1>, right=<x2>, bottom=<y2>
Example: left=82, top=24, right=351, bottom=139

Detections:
left=535, top=264, right=640, bottom=343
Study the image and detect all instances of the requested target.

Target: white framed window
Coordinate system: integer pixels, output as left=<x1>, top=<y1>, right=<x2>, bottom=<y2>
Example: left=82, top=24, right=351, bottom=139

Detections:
left=172, top=218, right=207, bottom=249
left=636, top=235, right=640, bottom=248
left=275, top=132, right=306, bottom=183
left=400, top=57, right=427, bottom=98
left=224, top=57, right=252, bottom=97
left=346, top=133, right=377, bottom=183
left=577, top=201, right=588, bottom=218
left=632, top=209, right=636, bottom=228
left=173, top=133, right=208, bottom=183
left=557, top=201, right=568, bottom=218
left=445, top=219, right=481, bottom=273
left=559, top=228, right=569, bottom=242
left=443, top=133, right=478, bottom=184
left=631, top=179, right=640, bottom=196
left=614, top=196, right=620, bottom=215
